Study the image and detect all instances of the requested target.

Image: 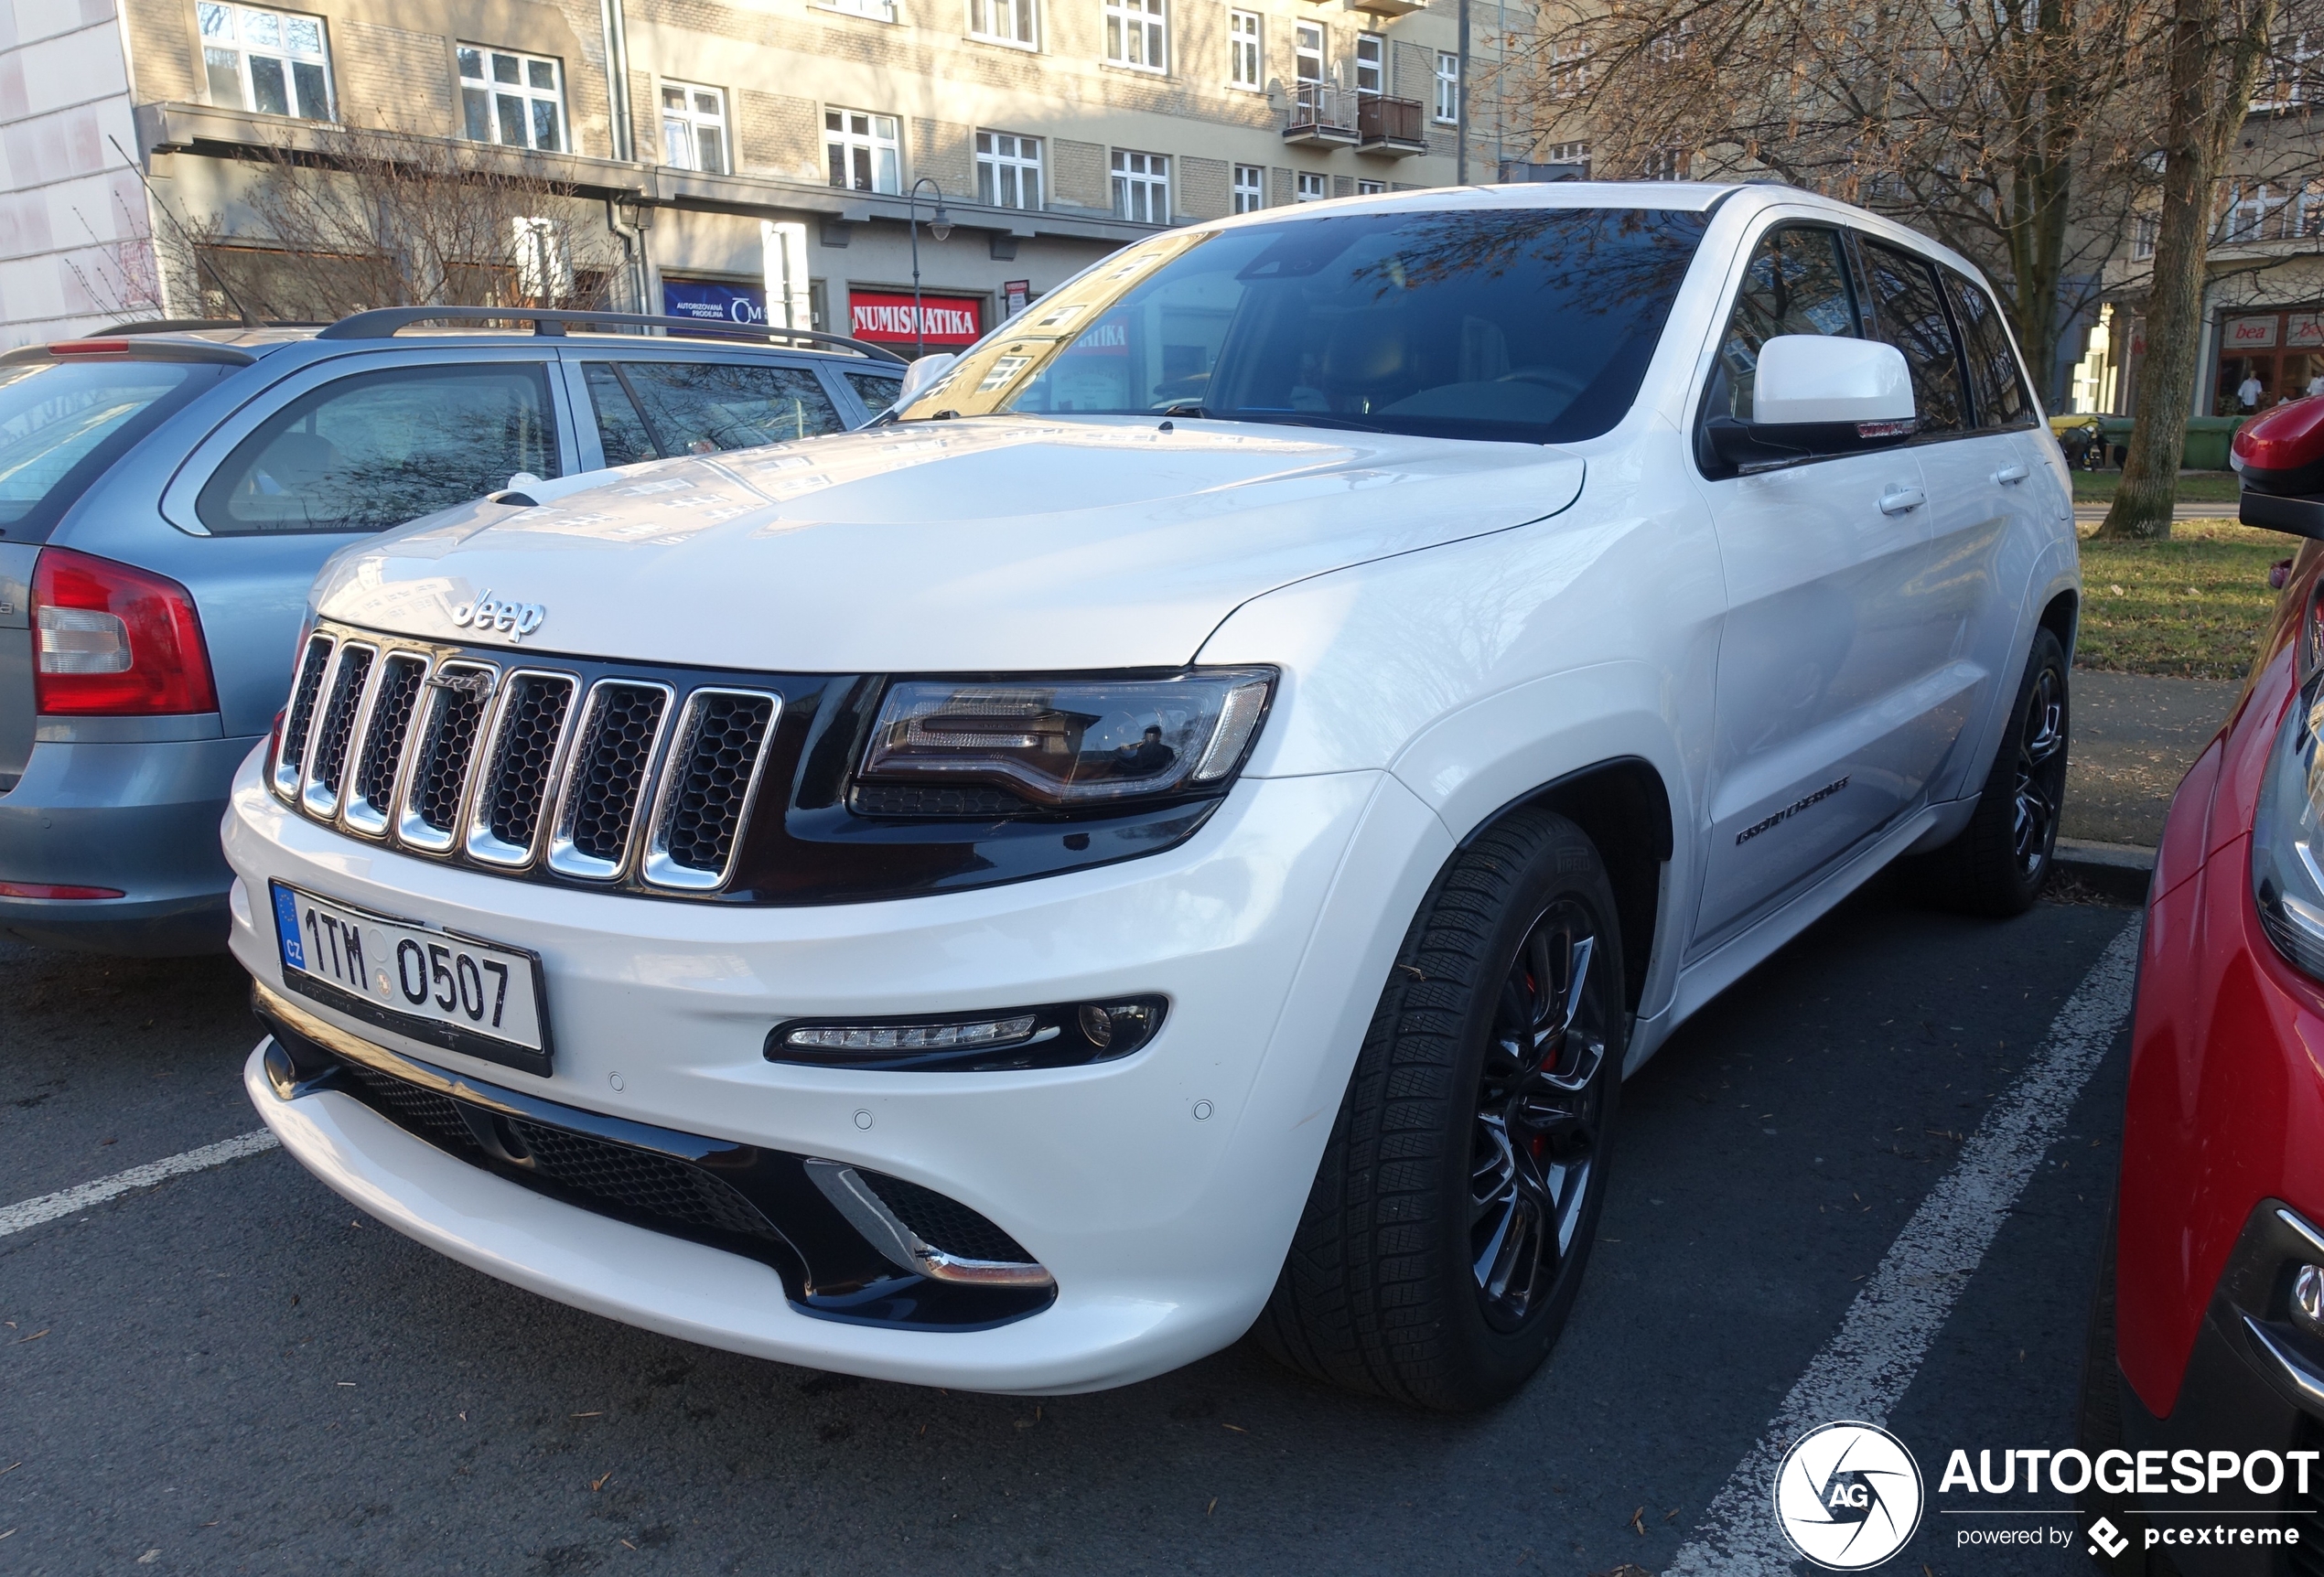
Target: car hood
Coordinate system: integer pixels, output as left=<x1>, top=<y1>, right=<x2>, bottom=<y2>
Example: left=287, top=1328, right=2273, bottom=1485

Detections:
left=314, top=416, right=1587, bottom=671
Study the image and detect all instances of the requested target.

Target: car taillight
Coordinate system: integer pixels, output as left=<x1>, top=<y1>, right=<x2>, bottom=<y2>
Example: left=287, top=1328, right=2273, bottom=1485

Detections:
left=32, top=547, right=218, bottom=716
left=2235, top=397, right=2324, bottom=496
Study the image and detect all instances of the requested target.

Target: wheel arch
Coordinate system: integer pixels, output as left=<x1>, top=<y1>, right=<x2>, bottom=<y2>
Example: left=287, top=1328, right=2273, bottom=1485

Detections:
left=2039, top=585, right=2080, bottom=664
left=1453, top=757, right=1673, bottom=1015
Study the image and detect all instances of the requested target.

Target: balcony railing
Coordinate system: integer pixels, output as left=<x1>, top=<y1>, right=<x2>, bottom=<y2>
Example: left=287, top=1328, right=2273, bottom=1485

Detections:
left=1357, top=94, right=1426, bottom=156
left=1283, top=83, right=1361, bottom=145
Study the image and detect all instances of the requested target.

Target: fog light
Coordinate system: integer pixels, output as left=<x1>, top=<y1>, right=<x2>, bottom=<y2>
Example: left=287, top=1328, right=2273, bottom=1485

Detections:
left=2295, top=1264, right=2324, bottom=1336
left=769, top=995, right=1167, bottom=1071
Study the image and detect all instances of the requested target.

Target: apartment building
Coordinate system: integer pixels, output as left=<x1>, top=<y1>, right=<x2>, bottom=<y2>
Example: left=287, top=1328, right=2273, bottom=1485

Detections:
left=6, top=0, right=1483, bottom=349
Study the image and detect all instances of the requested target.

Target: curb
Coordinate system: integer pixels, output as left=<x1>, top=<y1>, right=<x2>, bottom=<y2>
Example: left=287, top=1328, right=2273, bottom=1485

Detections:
left=2054, top=838, right=2155, bottom=906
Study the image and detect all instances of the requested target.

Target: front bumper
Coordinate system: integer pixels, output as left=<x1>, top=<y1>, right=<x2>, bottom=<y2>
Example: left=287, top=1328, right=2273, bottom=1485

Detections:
left=222, top=746, right=1449, bottom=1390
left=0, top=733, right=256, bottom=954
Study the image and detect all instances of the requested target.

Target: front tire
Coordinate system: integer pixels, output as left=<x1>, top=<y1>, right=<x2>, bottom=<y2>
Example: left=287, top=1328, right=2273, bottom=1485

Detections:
left=1910, top=626, right=2071, bottom=916
left=1255, top=808, right=1625, bottom=1411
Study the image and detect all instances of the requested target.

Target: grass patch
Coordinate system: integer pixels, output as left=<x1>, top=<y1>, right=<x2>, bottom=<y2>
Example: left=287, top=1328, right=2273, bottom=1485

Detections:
left=2071, top=470, right=2242, bottom=504
left=2075, top=518, right=2284, bottom=680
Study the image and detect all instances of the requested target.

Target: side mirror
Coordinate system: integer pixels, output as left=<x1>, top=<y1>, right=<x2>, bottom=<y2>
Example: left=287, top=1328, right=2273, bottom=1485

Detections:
left=896, top=352, right=959, bottom=410
left=1705, top=336, right=1918, bottom=473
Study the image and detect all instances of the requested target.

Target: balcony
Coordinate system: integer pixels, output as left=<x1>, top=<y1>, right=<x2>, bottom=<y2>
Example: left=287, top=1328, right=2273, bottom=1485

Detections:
left=1347, top=0, right=1426, bottom=16
left=1282, top=83, right=1361, bottom=146
left=1357, top=94, right=1427, bottom=156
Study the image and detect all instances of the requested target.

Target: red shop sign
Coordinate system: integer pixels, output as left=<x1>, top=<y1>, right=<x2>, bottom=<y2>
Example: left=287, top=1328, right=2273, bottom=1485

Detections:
left=848, top=290, right=983, bottom=346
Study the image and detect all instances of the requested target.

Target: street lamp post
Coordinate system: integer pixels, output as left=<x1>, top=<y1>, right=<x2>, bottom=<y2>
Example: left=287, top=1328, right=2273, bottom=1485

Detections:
left=907, top=177, right=953, bottom=359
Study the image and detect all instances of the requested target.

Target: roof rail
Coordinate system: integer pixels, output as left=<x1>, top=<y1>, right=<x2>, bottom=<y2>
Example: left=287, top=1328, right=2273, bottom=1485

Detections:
left=316, top=306, right=910, bottom=363
left=100, top=317, right=329, bottom=335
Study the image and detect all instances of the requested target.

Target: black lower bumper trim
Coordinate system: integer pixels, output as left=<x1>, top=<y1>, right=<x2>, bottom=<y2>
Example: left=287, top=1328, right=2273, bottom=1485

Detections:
left=254, top=987, right=1054, bottom=1331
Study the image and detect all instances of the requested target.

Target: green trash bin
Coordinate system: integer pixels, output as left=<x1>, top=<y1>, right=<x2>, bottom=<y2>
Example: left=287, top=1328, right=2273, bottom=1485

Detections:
left=2182, top=415, right=2242, bottom=470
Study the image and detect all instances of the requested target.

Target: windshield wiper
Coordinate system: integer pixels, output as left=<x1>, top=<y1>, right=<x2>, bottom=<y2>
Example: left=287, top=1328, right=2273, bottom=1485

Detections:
left=1156, top=401, right=1210, bottom=418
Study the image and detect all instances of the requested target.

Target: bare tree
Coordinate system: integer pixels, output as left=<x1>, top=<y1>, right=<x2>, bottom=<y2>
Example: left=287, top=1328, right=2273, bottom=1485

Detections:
left=2095, top=0, right=2283, bottom=538
left=1527, top=0, right=2161, bottom=401
left=138, top=121, right=628, bottom=325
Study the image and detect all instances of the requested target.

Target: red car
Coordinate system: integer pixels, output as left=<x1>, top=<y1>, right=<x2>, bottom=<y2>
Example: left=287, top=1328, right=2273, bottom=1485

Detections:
left=2081, top=397, right=2324, bottom=1572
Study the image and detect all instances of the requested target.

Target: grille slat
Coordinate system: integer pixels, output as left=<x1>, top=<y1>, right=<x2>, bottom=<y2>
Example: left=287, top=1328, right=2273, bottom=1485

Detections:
left=398, top=662, right=497, bottom=853
left=274, top=633, right=337, bottom=798
left=548, top=681, right=672, bottom=880
left=300, top=644, right=375, bottom=818
left=465, top=671, right=577, bottom=866
left=344, top=654, right=428, bottom=835
left=644, top=689, right=779, bottom=890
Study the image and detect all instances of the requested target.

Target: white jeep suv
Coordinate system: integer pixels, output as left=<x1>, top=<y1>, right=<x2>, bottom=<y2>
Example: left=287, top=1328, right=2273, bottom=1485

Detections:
left=223, top=183, right=2077, bottom=1410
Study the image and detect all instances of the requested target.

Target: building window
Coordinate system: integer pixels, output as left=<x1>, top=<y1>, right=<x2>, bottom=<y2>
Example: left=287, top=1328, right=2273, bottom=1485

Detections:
left=1546, top=42, right=1588, bottom=98
left=458, top=46, right=565, bottom=151
left=1105, top=0, right=1165, bottom=70
left=1545, top=139, right=1591, bottom=177
left=1229, top=9, right=1261, bottom=88
left=660, top=81, right=728, bottom=173
left=825, top=109, right=901, bottom=194
left=1296, top=171, right=1326, bottom=201
left=969, top=0, right=1038, bottom=47
left=820, top=0, right=897, bottom=17
left=1356, top=178, right=1384, bottom=195
left=1232, top=163, right=1264, bottom=212
left=199, top=4, right=332, bottom=120
left=1354, top=33, right=1383, bottom=94
left=1641, top=146, right=1687, bottom=180
left=2131, top=215, right=2157, bottom=258
left=1434, top=49, right=1458, bottom=121
left=1112, top=149, right=1167, bottom=222
left=977, top=130, right=1043, bottom=209
left=1296, top=22, right=1325, bottom=83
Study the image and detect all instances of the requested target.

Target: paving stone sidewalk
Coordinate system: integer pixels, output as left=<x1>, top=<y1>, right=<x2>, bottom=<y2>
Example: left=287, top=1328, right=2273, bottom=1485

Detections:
left=2063, top=669, right=2246, bottom=849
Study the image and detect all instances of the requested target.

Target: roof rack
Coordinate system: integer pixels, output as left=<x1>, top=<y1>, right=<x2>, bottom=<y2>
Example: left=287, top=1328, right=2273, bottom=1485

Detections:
left=315, top=306, right=909, bottom=363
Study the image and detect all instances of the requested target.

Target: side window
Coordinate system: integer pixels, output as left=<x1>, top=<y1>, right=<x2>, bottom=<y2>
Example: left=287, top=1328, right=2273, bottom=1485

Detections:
left=1712, top=226, right=1859, bottom=421
left=197, top=363, right=558, bottom=534
left=844, top=369, right=902, bottom=415
left=1942, top=271, right=2037, bottom=429
left=586, top=360, right=844, bottom=459
left=1857, top=240, right=1969, bottom=435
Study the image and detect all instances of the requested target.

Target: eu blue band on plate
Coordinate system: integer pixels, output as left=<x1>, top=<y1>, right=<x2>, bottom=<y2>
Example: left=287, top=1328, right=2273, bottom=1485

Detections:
left=274, top=883, right=304, bottom=968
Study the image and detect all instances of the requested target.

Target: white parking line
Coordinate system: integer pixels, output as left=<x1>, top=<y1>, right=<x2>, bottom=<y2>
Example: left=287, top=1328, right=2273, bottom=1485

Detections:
left=0, top=1130, right=280, bottom=1240
left=1667, top=917, right=2144, bottom=1575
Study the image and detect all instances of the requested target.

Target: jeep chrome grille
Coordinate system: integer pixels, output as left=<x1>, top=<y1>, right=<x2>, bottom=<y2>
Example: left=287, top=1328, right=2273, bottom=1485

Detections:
left=270, top=628, right=778, bottom=896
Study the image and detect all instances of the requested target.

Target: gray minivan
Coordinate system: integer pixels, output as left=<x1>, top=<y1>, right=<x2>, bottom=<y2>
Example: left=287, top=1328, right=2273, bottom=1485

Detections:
left=0, top=308, right=904, bottom=954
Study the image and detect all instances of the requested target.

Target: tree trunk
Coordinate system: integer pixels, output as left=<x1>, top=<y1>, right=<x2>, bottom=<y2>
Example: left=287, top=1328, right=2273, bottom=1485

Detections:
left=2095, top=0, right=2276, bottom=541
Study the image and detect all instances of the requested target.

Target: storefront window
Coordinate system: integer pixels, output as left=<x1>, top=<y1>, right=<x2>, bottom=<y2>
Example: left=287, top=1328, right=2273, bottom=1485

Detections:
left=2216, top=308, right=2324, bottom=414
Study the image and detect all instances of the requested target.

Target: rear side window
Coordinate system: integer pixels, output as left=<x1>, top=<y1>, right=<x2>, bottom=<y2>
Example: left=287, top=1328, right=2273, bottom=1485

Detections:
left=583, top=360, right=843, bottom=464
left=1942, top=273, right=2037, bottom=429
left=1711, top=226, right=1860, bottom=421
left=198, top=362, right=559, bottom=534
left=0, top=359, right=226, bottom=543
left=1857, top=240, right=1968, bottom=436
left=843, top=369, right=902, bottom=415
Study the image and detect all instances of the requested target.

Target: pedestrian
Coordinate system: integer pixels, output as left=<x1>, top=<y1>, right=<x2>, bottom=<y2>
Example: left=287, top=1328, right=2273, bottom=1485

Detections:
left=2240, top=370, right=2265, bottom=410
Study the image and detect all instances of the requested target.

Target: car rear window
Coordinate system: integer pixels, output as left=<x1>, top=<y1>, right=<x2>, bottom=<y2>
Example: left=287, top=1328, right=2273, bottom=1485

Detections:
left=843, top=369, right=902, bottom=414
left=898, top=206, right=1711, bottom=445
left=0, top=358, right=227, bottom=543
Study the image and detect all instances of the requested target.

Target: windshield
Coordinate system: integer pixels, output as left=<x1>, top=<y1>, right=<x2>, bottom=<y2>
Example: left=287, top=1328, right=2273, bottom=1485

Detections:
left=896, top=206, right=1710, bottom=444
left=0, top=359, right=220, bottom=540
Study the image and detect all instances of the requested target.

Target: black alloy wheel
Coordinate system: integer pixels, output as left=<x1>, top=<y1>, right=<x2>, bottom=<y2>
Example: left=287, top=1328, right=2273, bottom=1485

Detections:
left=1471, top=901, right=1611, bottom=1333
left=1257, top=807, right=1626, bottom=1411
left=1910, top=625, right=2071, bottom=917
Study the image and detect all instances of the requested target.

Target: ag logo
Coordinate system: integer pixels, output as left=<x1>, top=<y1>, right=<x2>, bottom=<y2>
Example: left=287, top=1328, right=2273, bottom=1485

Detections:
left=1773, top=1421, right=1925, bottom=1570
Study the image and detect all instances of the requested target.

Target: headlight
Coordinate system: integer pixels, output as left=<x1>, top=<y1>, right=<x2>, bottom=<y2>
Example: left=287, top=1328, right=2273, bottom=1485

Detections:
left=860, top=669, right=1275, bottom=808
left=2254, top=674, right=2324, bottom=978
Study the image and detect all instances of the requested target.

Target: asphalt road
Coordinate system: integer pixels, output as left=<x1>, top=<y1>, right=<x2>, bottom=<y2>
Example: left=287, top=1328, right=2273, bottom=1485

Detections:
left=0, top=878, right=2138, bottom=1577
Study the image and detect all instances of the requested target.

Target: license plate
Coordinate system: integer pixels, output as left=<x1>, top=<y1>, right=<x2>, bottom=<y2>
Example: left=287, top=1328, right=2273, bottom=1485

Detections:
left=271, top=881, right=552, bottom=1076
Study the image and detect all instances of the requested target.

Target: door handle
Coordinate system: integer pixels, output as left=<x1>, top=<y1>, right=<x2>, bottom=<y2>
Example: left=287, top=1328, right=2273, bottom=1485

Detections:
left=1878, top=486, right=1926, bottom=516
left=1993, top=463, right=2030, bottom=485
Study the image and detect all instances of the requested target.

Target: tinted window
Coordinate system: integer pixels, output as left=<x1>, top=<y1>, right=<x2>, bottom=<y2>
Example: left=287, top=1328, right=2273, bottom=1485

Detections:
left=0, top=359, right=226, bottom=542
left=899, top=208, right=1711, bottom=445
left=1711, top=226, right=1860, bottom=421
left=590, top=361, right=844, bottom=460
left=199, top=363, right=559, bottom=534
left=1858, top=240, right=1968, bottom=435
left=844, top=369, right=903, bottom=414
left=1942, top=272, right=2036, bottom=429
